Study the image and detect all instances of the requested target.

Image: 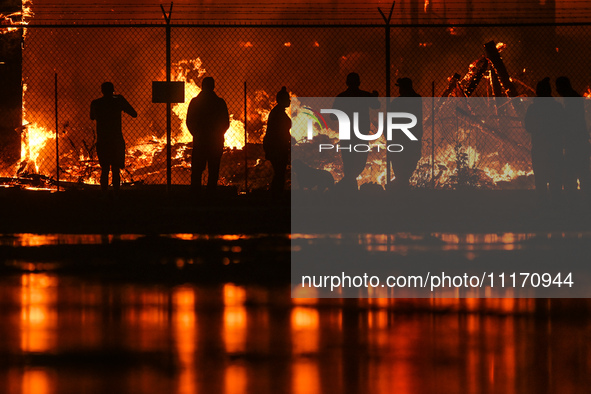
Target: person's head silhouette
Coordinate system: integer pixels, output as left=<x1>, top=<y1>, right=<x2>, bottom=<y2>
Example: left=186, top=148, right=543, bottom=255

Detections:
left=101, top=82, right=115, bottom=97
left=536, top=77, right=552, bottom=97
left=346, top=72, right=361, bottom=89
left=202, top=77, right=215, bottom=92
left=396, top=77, right=414, bottom=96
left=555, top=76, right=574, bottom=97
left=276, top=86, right=290, bottom=108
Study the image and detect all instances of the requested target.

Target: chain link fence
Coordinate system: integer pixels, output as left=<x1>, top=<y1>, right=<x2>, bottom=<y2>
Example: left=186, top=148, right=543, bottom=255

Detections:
left=3, top=23, right=591, bottom=191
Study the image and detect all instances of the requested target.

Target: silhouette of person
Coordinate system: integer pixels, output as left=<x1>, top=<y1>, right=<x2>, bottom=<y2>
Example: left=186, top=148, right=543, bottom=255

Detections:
left=556, top=76, right=591, bottom=201
left=524, top=78, right=564, bottom=207
left=186, top=77, right=230, bottom=192
left=264, top=86, right=291, bottom=194
left=333, top=72, right=380, bottom=191
left=90, top=82, right=137, bottom=194
left=388, top=77, right=423, bottom=190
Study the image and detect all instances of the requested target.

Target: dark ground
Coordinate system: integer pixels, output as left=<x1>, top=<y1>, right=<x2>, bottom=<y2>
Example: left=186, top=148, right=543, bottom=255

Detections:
left=0, top=185, right=290, bottom=234
left=1, top=186, right=590, bottom=234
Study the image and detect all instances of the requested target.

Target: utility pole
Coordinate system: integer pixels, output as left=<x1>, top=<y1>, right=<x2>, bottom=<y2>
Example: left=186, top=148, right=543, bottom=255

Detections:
left=378, top=2, right=395, bottom=186
left=160, top=2, right=173, bottom=192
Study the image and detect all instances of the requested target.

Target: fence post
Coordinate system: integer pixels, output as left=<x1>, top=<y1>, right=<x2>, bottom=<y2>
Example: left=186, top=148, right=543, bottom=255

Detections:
left=55, top=72, right=59, bottom=192
left=160, top=3, right=173, bottom=193
left=431, top=81, right=435, bottom=189
left=378, top=2, right=395, bottom=186
left=244, top=81, right=248, bottom=193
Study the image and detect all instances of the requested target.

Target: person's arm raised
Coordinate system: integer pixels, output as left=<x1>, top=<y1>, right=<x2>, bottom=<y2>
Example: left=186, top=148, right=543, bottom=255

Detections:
left=120, top=96, right=138, bottom=118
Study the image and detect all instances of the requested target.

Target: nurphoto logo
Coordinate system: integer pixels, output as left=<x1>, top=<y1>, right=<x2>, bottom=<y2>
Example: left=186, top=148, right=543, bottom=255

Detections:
left=304, top=106, right=419, bottom=153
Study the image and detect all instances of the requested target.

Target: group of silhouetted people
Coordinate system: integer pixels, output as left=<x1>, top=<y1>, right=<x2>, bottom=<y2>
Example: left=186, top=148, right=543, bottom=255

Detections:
left=330, top=72, right=424, bottom=192
left=88, top=74, right=427, bottom=196
left=90, top=73, right=591, bottom=205
left=525, top=76, right=591, bottom=208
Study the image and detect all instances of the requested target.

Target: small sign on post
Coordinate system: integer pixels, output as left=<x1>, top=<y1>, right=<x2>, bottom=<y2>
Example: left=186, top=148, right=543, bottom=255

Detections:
left=152, top=81, right=185, bottom=103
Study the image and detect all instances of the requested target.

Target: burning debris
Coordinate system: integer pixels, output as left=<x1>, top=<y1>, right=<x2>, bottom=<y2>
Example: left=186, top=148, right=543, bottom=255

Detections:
left=1, top=6, right=543, bottom=193
left=441, top=41, right=522, bottom=98
left=1, top=55, right=275, bottom=190
left=292, top=40, right=536, bottom=191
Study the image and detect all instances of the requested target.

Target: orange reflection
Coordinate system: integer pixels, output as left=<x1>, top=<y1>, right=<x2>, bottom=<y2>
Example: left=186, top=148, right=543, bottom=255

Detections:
left=367, top=310, right=388, bottom=330
left=224, top=364, right=247, bottom=394
left=124, top=288, right=168, bottom=351
left=291, top=307, right=319, bottom=354
left=292, top=360, right=320, bottom=394
left=173, top=286, right=197, bottom=394
left=22, top=368, right=53, bottom=394
left=371, top=318, right=417, bottom=393
left=501, top=318, right=516, bottom=394
left=20, top=273, right=57, bottom=353
left=223, top=284, right=247, bottom=354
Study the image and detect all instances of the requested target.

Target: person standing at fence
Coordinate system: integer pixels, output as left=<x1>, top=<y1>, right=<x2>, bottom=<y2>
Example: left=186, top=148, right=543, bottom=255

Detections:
left=556, top=76, right=591, bottom=203
left=388, top=77, right=423, bottom=191
left=264, top=87, right=291, bottom=194
left=524, top=77, right=564, bottom=207
left=333, top=72, right=380, bottom=191
left=90, top=82, right=137, bottom=196
left=186, top=77, right=230, bottom=193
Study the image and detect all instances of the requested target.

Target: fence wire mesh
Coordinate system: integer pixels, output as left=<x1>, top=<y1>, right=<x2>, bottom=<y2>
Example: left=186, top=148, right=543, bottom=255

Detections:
left=2, top=23, right=591, bottom=190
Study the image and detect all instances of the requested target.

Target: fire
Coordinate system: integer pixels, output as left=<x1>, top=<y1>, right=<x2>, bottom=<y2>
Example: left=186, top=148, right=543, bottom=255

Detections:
left=0, top=0, right=33, bottom=33
left=18, top=83, right=56, bottom=177
left=290, top=95, right=339, bottom=142
left=20, top=123, right=55, bottom=174
left=416, top=143, right=532, bottom=187
left=483, top=162, right=533, bottom=183
left=9, top=57, right=249, bottom=187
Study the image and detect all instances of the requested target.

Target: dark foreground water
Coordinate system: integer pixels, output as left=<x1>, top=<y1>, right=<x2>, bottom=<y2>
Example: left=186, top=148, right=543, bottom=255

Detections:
left=0, top=234, right=590, bottom=394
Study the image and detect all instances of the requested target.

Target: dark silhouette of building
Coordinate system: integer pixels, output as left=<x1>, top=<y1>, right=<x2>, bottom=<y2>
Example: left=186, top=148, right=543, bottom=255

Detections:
left=388, top=77, right=423, bottom=190
left=333, top=72, right=380, bottom=191
left=556, top=76, right=591, bottom=202
left=0, top=0, right=23, bottom=167
left=264, top=86, right=291, bottom=194
left=186, top=77, right=230, bottom=192
left=90, top=82, right=137, bottom=194
left=524, top=77, right=564, bottom=206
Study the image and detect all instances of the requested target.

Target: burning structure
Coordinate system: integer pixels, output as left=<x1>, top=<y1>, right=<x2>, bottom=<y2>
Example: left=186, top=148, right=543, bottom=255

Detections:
left=291, top=39, right=538, bottom=190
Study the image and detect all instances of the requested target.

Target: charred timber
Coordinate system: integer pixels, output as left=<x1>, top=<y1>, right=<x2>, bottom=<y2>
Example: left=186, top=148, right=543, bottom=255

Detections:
left=461, top=57, right=489, bottom=97
left=484, top=41, right=518, bottom=97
